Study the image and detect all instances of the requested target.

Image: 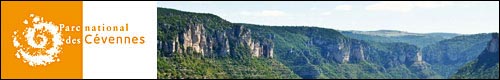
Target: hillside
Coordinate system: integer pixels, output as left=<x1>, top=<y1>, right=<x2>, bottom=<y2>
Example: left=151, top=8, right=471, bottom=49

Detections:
left=157, top=8, right=300, bottom=79
left=156, top=7, right=496, bottom=79
left=451, top=33, right=499, bottom=79
left=422, top=33, right=493, bottom=77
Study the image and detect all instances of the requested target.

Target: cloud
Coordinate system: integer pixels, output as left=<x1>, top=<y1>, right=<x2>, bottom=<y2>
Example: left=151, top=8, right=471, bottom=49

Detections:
left=320, top=12, right=332, bottom=15
left=188, top=1, right=212, bottom=4
left=365, top=2, right=413, bottom=12
left=240, top=10, right=289, bottom=17
left=310, top=7, right=319, bottom=11
left=452, top=1, right=494, bottom=8
left=260, top=10, right=287, bottom=16
left=365, top=1, right=453, bottom=12
left=414, top=1, right=453, bottom=8
left=336, top=5, right=352, bottom=11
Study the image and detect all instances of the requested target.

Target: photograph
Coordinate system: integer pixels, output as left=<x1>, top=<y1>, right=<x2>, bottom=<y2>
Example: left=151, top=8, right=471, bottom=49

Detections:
left=1, top=1, right=498, bottom=79
left=156, top=1, right=499, bottom=79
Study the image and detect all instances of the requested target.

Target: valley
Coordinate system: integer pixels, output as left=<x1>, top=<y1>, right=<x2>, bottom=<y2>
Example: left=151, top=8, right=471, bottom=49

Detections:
left=156, top=7, right=499, bottom=79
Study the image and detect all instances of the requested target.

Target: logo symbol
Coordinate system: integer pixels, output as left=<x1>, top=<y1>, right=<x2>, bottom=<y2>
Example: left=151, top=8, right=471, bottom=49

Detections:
left=12, top=14, right=63, bottom=66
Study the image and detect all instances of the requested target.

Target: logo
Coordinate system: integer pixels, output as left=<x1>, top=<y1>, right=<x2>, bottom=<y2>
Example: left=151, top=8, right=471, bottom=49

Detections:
left=1, top=1, right=83, bottom=78
left=2, top=1, right=154, bottom=79
left=13, top=14, right=64, bottom=66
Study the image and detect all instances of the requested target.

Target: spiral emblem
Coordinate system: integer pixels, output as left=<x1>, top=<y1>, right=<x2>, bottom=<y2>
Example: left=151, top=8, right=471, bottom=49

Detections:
left=13, top=14, right=63, bottom=66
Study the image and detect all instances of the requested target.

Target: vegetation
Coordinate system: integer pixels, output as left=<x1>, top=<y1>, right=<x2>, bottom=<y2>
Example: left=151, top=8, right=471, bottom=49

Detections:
left=157, top=7, right=498, bottom=79
left=157, top=49, right=300, bottom=79
left=157, top=8, right=300, bottom=79
left=422, top=33, right=493, bottom=77
left=451, top=33, right=499, bottom=79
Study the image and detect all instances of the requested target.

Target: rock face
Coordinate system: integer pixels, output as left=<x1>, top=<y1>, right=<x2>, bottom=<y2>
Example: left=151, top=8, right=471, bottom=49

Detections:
left=157, top=8, right=445, bottom=79
left=487, top=35, right=498, bottom=53
left=299, top=29, right=395, bottom=64
left=238, top=26, right=274, bottom=58
left=179, top=24, right=207, bottom=55
left=421, top=33, right=493, bottom=77
left=158, top=23, right=274, bottom=58
left=474, top=33, right=499, bottom=68
left=314, top=38, right=366, bottom=63
left=452, top=33, right=499, bottom=79
left=411, top=50, right=430, bottom=70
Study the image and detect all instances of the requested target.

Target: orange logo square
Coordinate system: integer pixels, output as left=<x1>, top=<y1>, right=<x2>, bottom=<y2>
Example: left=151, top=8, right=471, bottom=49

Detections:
left=1, top=1, right=83, bottom=79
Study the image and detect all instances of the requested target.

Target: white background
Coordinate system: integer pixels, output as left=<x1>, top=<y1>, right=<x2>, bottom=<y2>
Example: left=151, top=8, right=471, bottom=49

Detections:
left=83, top=1, right=157, bottom=79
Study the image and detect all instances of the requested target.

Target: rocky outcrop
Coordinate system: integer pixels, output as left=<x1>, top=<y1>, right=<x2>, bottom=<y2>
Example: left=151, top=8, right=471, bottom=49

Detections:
left=236, top=26, right=273, bottom=58
left=474, top=33, right=499, bottom=67
left=411, top=50, right=430, bottom=70
left=247, top=39, right=274, bottom=58
left=451, top=33, right=499, bottom=79
left=421, top=33, right=493, bottom=77
left=313, top=37, right=366, bottom=63
left=181, top=24, right=207, bottom=55
left=487, top=35, right=498, bottom=53
left=158, top=23, right=274, bottom=58
left=350, top=41, right=366, bottom=62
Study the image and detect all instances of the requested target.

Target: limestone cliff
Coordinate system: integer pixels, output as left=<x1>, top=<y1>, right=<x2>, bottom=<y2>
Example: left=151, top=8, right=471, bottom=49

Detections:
left=451, top=33, right=499, bottom=79
left=157, top=23, right=274, bottom=58
left=314, top=37, right=366, bottom=63
left=411, top=50, right=431, bottom=70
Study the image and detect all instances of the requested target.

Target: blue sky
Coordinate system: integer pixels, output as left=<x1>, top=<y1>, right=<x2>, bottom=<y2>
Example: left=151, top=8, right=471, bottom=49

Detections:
left=158, top=1, right=499, bottom=34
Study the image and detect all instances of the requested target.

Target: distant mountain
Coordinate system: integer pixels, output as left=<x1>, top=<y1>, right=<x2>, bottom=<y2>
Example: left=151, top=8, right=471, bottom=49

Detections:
left=425, top=33, right=462, bottom=39
left=451, top=33, right=499, bottom=79
left=340, top=30, right=460, bottom=47
left=344, top=30, right=422, bottom=37
left=422, top=33, right=494, bottom=78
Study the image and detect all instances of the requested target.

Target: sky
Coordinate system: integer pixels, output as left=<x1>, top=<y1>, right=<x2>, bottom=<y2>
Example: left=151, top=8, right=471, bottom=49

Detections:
left=158, top=1, right=499, bottom=34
